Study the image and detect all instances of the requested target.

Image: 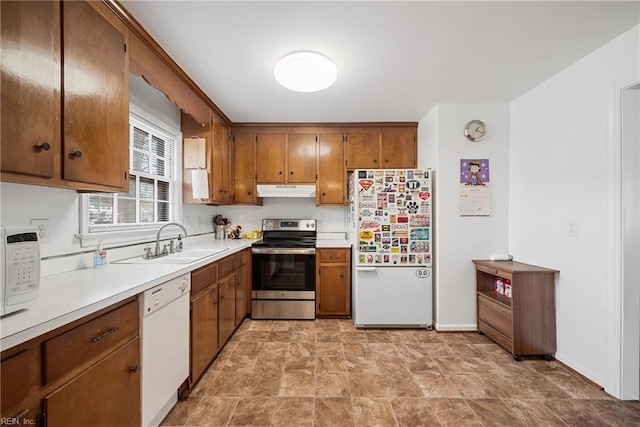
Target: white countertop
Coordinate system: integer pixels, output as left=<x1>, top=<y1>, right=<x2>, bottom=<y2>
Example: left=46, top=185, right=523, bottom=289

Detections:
left=0, top=239, right=255, bottom=351
left=316, top=232, right=351, bottom=248
left=316, top=239, right=352, bottom=248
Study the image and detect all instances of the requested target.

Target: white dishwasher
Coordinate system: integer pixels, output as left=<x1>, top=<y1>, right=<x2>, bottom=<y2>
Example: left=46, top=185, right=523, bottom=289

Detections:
left=140, top=273, right=190, bottom=427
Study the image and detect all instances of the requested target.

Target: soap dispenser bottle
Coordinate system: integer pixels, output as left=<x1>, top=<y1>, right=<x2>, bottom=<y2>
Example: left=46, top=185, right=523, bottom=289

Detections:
left=93, top=241, right=107, bottom=267
left=177, top=234, right=183, bottom=252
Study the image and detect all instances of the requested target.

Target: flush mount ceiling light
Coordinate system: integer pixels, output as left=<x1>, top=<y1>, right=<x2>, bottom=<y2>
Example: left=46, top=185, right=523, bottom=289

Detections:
left=274, top=51, right=337, bottom=93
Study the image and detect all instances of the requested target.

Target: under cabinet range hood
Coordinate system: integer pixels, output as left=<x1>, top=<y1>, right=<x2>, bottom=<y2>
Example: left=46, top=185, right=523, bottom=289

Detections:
left=256, top=184, right=316, bottom=198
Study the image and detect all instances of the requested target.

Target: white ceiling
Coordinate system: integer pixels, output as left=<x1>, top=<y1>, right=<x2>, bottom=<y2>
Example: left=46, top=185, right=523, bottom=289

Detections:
left=120, top=0, right=640, bottom=123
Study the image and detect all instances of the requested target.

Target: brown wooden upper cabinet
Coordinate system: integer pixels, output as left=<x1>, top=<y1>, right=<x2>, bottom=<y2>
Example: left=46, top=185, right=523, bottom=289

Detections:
left=317, top=133, right=346, bottom=205
left=255, top=133, right=317, bottom=184
left=345, top=126, right=417, bottom=170
left=182, top=112, right=232, bottom=205
left=0, top=0, right=130, bottom=192
left=380, top=131, right=417, bottom=169
left=233, top=133, right=262, bottom=205
left=345, top=133, right=379, bottom=169
left=211, top=121, right=233, bottom=204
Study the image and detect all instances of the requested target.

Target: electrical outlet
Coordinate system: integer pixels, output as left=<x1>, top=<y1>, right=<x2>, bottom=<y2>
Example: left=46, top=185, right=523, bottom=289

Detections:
left=566, top=220, right=579, bottom=237
left=30, top=218, right=50, bottom=244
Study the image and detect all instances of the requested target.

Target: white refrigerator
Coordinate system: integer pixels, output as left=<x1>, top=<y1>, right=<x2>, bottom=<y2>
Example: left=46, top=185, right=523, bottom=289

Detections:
left=348, top=169, right=433, bottom=328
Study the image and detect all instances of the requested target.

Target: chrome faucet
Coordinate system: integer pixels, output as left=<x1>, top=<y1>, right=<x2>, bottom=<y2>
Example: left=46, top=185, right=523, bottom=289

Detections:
left=152, top=222, right=188, bottom=258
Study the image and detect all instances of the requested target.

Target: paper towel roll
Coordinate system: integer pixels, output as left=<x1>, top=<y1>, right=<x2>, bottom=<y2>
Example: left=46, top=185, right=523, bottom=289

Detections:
left=489, top=254, right=513, bottom=261
left=191, top=169, right=210, bottom=199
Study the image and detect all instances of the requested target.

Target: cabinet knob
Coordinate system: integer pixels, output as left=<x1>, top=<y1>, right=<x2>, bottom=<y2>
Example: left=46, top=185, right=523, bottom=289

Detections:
left=322, top=192, right=326, bottom=196
left=290, top=171, right=294, bottom=175
left=385, top=159, right=389, bottom=163
left=129, top=365, right=139, bottom=373
left=37, top=142, right=51, bottom=151
left=279, top=171, right=283, bottom=175
left=373, top=159, right=377, bottom=163
left=72, top=150, right=83, bottom=158
left=247, top=191, right=251, bottom=196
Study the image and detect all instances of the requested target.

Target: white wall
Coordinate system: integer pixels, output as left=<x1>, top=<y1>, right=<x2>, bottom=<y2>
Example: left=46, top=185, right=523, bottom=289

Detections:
left=509, top=26, right=639, bottom=389
left=418, top=103, right=510, bottom=330
left=214, top=199, right=345, bottom=234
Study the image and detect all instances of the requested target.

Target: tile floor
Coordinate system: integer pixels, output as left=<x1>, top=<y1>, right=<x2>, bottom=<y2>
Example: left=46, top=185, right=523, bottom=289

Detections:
left=161, top=319, right=640, bottom=427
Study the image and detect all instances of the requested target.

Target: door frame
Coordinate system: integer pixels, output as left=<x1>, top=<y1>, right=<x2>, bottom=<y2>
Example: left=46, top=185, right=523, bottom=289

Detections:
left=606, top=71, right=640, bottom=400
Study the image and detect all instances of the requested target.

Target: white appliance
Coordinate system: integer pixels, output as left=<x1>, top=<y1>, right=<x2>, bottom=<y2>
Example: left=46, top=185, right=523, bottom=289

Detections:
left=348, top=169, right=433, bottom=328
left=140, top=274, right=190, bottom=427
left=0, top=226, right=40, bottom=316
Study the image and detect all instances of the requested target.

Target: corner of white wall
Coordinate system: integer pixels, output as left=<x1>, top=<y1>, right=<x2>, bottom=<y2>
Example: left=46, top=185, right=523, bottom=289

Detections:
left=419, top=103, right=510, bottom=331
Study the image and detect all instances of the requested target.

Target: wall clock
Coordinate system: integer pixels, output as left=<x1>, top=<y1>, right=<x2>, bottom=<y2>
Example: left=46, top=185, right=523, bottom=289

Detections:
left=464, top=120, right=486, bottom=142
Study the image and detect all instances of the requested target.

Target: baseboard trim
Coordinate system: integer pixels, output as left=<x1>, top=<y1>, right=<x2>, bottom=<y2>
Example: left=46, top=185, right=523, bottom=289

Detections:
left=434, top=322, right=477, bottom=332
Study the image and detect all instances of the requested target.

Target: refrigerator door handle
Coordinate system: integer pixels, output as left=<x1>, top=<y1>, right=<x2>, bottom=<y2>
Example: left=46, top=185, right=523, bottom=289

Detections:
left=356, top=266, right=376, bottom=271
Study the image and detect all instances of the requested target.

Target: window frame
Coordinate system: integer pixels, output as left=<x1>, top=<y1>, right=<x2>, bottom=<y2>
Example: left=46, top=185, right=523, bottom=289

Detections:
left=77, top=110, right=182, bottom=246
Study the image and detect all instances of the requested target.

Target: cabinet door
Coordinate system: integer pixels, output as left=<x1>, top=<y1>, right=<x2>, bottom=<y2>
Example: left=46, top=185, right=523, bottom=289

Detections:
left=233, top=133, right=258, bottom=204
left=190, top=285, right=218, bottom=383
left=346, top=133, right=379, bottom=170
left=235, top=263, right=248, bottom=327
left=256, top=134, right=285, bottom=183
left=317, top=264, right=350, bottom=316
left=1, top=0, right=58, bottom=178
left=62, top=1, right=129, bottom=189
left=210, top=121, right=227, bottom=204
left=218, top=274, right=236, bottom=346
left=44, top=338, right=140, bottom=427
left=381, top=131, right=416, bottom=168
left=287, top=133, right=317, bottom=183
left=1, top=350, right=31, bottom=413
left=221, top=123, right=233, bottom=203
left=317, top=133, right=345, bottom=205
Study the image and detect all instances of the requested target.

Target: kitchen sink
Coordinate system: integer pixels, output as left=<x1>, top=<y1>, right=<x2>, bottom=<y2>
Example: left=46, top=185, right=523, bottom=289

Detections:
left=113, top=248, right=229, bottom=265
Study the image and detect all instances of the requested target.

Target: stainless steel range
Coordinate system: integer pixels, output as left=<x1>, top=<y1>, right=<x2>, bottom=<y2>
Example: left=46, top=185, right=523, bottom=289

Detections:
left=251, top=219, right=316, bottom=320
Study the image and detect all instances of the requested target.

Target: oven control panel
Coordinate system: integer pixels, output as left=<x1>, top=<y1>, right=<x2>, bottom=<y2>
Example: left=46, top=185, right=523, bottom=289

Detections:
left=262, top=219, right=316, bottom=231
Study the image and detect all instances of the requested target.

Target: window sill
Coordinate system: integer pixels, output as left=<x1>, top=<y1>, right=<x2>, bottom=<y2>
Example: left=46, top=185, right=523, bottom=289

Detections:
left=75, top=226, right=171, bottom=248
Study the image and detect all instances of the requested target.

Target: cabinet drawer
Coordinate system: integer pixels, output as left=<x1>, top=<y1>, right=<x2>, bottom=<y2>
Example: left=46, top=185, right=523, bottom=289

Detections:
left=1, top=350, right=30, bottom=411
left=477, top=294, right=512, bottom=338
left=478, top=320, right=513, bottom=352
left=319, top=249, right=349, bottom=263
left=192, top=262, right=218, bottom=296
left=218, top=255, right=235, bottom=279
left=43, top=300, right=138, bottom=385
left=476, top=264, right=513, bottom=281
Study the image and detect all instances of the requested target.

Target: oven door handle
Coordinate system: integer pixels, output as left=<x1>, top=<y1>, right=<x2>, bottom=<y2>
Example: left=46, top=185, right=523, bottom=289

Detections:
left=252, top=247, right=316, bottom=255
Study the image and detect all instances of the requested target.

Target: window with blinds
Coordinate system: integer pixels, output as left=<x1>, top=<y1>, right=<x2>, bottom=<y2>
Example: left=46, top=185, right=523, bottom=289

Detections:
left=87, top=115, right=177, bottom=230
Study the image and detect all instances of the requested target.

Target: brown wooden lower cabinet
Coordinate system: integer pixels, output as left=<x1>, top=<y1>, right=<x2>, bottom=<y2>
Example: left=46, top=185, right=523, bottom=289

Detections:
left=190, top=285, right=219, bottom=383
left=189, top=248, right=252, bottom=387
left=316, top=248, right=351, bottom=318
left=0, top=297, right=140, bottom=426
left=44, top=337, right=141, bottom=427
left=473, top=259, right=558, bottom=361
left=218, top=273, right=236, bottom=346
left=235, top=248, right=251, bottom=324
